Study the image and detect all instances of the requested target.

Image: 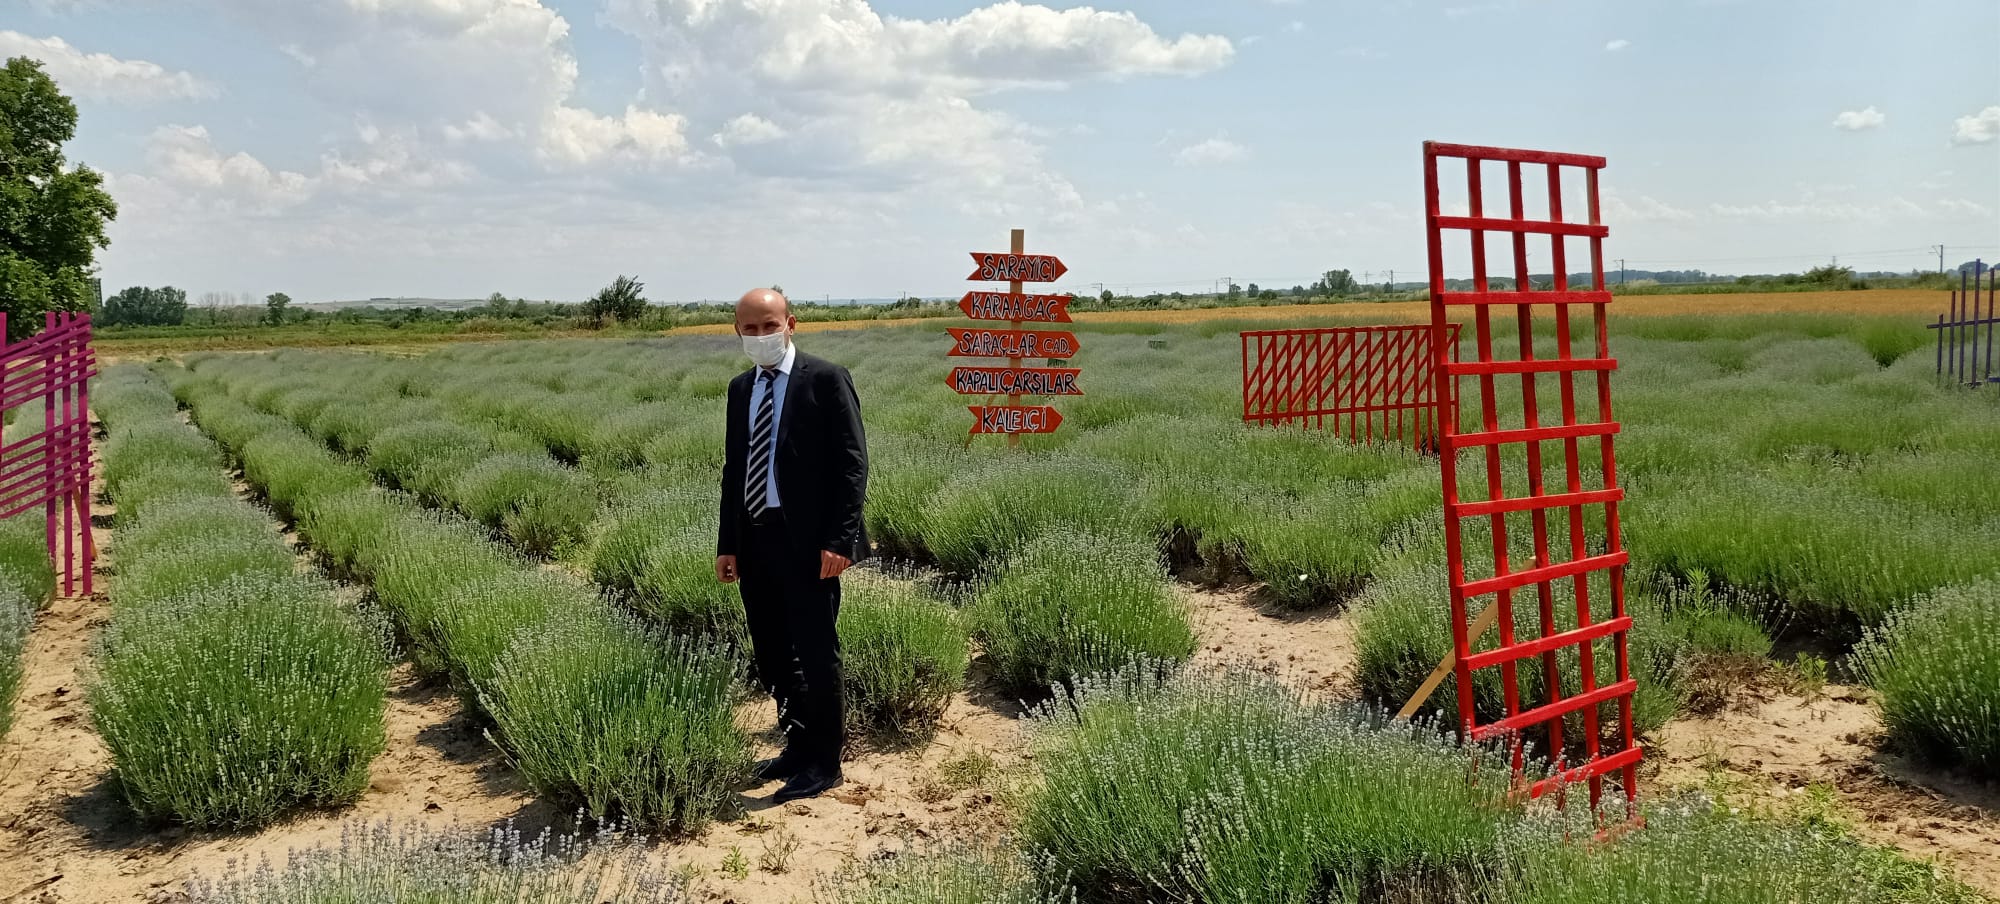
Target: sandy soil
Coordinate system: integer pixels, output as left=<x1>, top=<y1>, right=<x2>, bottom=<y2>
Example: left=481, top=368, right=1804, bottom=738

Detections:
left=1654, top=683, right=2000, bottom=897
left=1184, top=585, right=1359, bottom=698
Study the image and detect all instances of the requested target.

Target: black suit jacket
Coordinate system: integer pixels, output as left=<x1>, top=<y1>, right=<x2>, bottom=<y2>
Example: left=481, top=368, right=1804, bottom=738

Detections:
left=717, top=351, right=870, bottom=564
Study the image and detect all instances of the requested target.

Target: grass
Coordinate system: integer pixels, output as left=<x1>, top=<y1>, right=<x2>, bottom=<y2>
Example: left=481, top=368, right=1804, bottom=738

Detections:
left=453, top=452, right=597, bottom=557
left=1852, top=577, right=2000, bottom=772
left=0, top=582, right=29, bottom=740
left=184, top=819, right=694, bottom=903
left=839, top=570, right=969, bottom=742
left=480, top=611, right=751, bottom=835
left=1351, top=525, right=1768, bottom=742
left=970, top=530, right=1196, bottom=696
left=91, top=573, right=387, bottom=828
left=167, top=313, right=2000, bottom=857
left=0, top=515, right=56, bottom=607
left=590, top=491, right=744, bottom=643
left=366, top=421, right=493, bottom=504
left=91, top=365, right=388, bottom=829
left=185, top=317, right=1993, bottom=648
left=1021, top=664, right=1517, bottom=903
left=1498, top=796, right=1984, bottom=904
left=181, top=371, right=755, bottom=834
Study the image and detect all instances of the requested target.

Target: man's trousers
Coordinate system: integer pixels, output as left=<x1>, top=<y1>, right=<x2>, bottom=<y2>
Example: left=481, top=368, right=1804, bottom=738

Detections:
left=736, top=509, right=845, bottom=768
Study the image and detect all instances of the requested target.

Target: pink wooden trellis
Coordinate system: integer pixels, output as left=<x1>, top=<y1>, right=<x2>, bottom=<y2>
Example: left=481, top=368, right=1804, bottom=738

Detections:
left=0, top=312, right=97, bottom=597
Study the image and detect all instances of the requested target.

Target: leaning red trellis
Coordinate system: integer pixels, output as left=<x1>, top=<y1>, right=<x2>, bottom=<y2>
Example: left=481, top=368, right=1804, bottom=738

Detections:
left=1423, top=141, right=1639, bottom=813
left=0, top=312, right=97, bottom=597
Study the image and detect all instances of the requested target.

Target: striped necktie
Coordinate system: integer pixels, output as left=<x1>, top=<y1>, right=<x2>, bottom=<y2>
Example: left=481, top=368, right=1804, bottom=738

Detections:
left=746, top=368, right=777, bottom=518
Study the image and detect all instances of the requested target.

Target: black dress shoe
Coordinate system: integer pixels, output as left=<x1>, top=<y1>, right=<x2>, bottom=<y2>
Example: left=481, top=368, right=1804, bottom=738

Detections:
left=771, top=766, right=843, bottom=803
left=750, top=751, right=806, bottom=784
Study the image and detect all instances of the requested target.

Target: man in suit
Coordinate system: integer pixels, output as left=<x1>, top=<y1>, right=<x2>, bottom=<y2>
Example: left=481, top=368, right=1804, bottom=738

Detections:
left=716, top=288, right=869, bottom=803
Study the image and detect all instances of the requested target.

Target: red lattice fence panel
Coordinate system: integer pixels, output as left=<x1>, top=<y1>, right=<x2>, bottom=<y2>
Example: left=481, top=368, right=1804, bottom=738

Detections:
left=1422, top=141, right=1637, bottom=812
left=1241, top=324, right=1460, bottom=452
left=0, top=312, right=97, bottom=597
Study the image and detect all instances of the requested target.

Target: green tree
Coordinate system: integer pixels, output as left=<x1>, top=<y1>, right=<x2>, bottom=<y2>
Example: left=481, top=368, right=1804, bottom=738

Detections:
left=99, top=286, right=187, bottom=326
left=264, top=292, right=291, bottom=325
left=1313, top=269, right=1356, bottom=295
left=1803, top=264, right=1857, bottom=288
left=1100, top=288, right=1114, bottom=304
left=585, top=275, right=647, bottom=324
left=0, top=57, right=118, bottom=341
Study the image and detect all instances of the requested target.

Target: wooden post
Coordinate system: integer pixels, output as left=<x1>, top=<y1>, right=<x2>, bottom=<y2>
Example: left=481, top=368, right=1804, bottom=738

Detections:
left=1396, top=600, right=1501, bottom=721
left=1007, top=227, right=1024, bottom=448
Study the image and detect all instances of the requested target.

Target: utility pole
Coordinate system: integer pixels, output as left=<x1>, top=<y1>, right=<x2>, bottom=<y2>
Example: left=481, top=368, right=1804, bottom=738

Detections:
left=1617, top=258, right=1626, bottom=285
left=1935, top=244, right=1946, bottom=274
left=1387, top=269, right=1394, bottom=292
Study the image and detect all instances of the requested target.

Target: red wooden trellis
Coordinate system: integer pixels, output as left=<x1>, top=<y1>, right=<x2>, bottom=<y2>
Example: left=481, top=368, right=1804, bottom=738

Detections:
left=1240, top=324, right=1461, bottom=452
left=1422, top=141, right=1638, bottom=812
left=0, top=312, right=96, bottom=597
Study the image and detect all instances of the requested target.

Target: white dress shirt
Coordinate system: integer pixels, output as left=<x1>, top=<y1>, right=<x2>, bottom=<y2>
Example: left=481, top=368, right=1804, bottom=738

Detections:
left=746, top=342, right=796, bottom=510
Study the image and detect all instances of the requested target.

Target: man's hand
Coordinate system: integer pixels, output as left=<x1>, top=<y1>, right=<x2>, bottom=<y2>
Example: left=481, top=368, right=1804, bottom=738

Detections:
left=716, top=555, right=738, bottom=584
left=820, top=550, right=851, bottom=579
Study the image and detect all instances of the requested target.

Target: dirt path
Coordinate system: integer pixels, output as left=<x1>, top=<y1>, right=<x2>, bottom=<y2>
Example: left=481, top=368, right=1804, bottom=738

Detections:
left=1184, top=586, right=1359, bottom=698
left=1653, top=684, right=2000, bottom=897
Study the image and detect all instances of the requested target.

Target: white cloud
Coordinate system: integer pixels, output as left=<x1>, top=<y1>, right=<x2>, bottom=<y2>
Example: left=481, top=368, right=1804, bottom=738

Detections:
left=1604, top=39, right=1629, bottom=52
left=539, top=105, right=692, bottom=166
left=1173, top=137, right=1248, bottom=166
left=713, top=113, right=787, bottom=148
left=0, top=31, right=216, bottom=102
left=1285, top=21, right=1306, bottom=33
left=605, top=0, right=1231, bottom=96
left=103, top=0, right=1233, bottom=297
left=1710, top=196, right=1931, bottom=222
left=1950, top=105, right=2000, bottom=145
left=1831, top=106, right=1884, bottom=131
left=441, top=112, right=514, bottom=143
left=1935, top=198, right=1993, bottom=218
left=143, top=125, right=313, bottom=210
left=1604, top=194, right=1693, bottom=222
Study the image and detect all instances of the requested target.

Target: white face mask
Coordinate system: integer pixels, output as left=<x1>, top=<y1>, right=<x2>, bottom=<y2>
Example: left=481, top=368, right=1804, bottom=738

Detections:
left=742, top=330, right=789, bottom=368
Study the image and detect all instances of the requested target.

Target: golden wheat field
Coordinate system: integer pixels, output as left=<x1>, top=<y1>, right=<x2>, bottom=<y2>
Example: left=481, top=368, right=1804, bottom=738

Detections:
left=671, top=288, right=1955, bottom=337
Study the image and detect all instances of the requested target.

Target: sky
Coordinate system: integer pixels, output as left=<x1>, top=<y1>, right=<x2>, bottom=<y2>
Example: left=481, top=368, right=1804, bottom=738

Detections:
left=3, top=0, right=1997, bottom=304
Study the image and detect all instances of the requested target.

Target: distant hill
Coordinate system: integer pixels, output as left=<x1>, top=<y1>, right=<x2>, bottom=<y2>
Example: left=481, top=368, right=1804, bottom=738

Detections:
left=300, top=297, right=504, bottom=312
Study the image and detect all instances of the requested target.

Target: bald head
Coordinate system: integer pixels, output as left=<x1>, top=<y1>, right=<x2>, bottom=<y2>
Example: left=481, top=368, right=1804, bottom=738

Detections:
left=735, top=288, right=793, bottom=337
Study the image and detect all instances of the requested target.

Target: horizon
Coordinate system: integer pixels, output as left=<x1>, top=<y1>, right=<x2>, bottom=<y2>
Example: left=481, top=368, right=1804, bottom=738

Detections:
left=5, top=0, right=1997, bottom=303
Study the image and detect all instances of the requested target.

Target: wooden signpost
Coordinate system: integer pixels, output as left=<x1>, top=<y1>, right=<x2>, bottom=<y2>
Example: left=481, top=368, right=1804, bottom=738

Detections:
left=946, top=328, right=1082, bottom=359
left=968, top=405, right=1064, bottom=434
left=952, top=229, right=1077, bottom=442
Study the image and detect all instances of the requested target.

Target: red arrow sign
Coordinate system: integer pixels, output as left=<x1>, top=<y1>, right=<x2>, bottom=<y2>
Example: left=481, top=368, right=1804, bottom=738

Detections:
left=946, top=328, right=1082, bottom=359
left=958, top=292, right=1073, bottom=322
left=968, top=405, right=1064, bottom=435
left=947, top=366, right=1084, bottom=396
left=967, top=253, right=1068, bottom=283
